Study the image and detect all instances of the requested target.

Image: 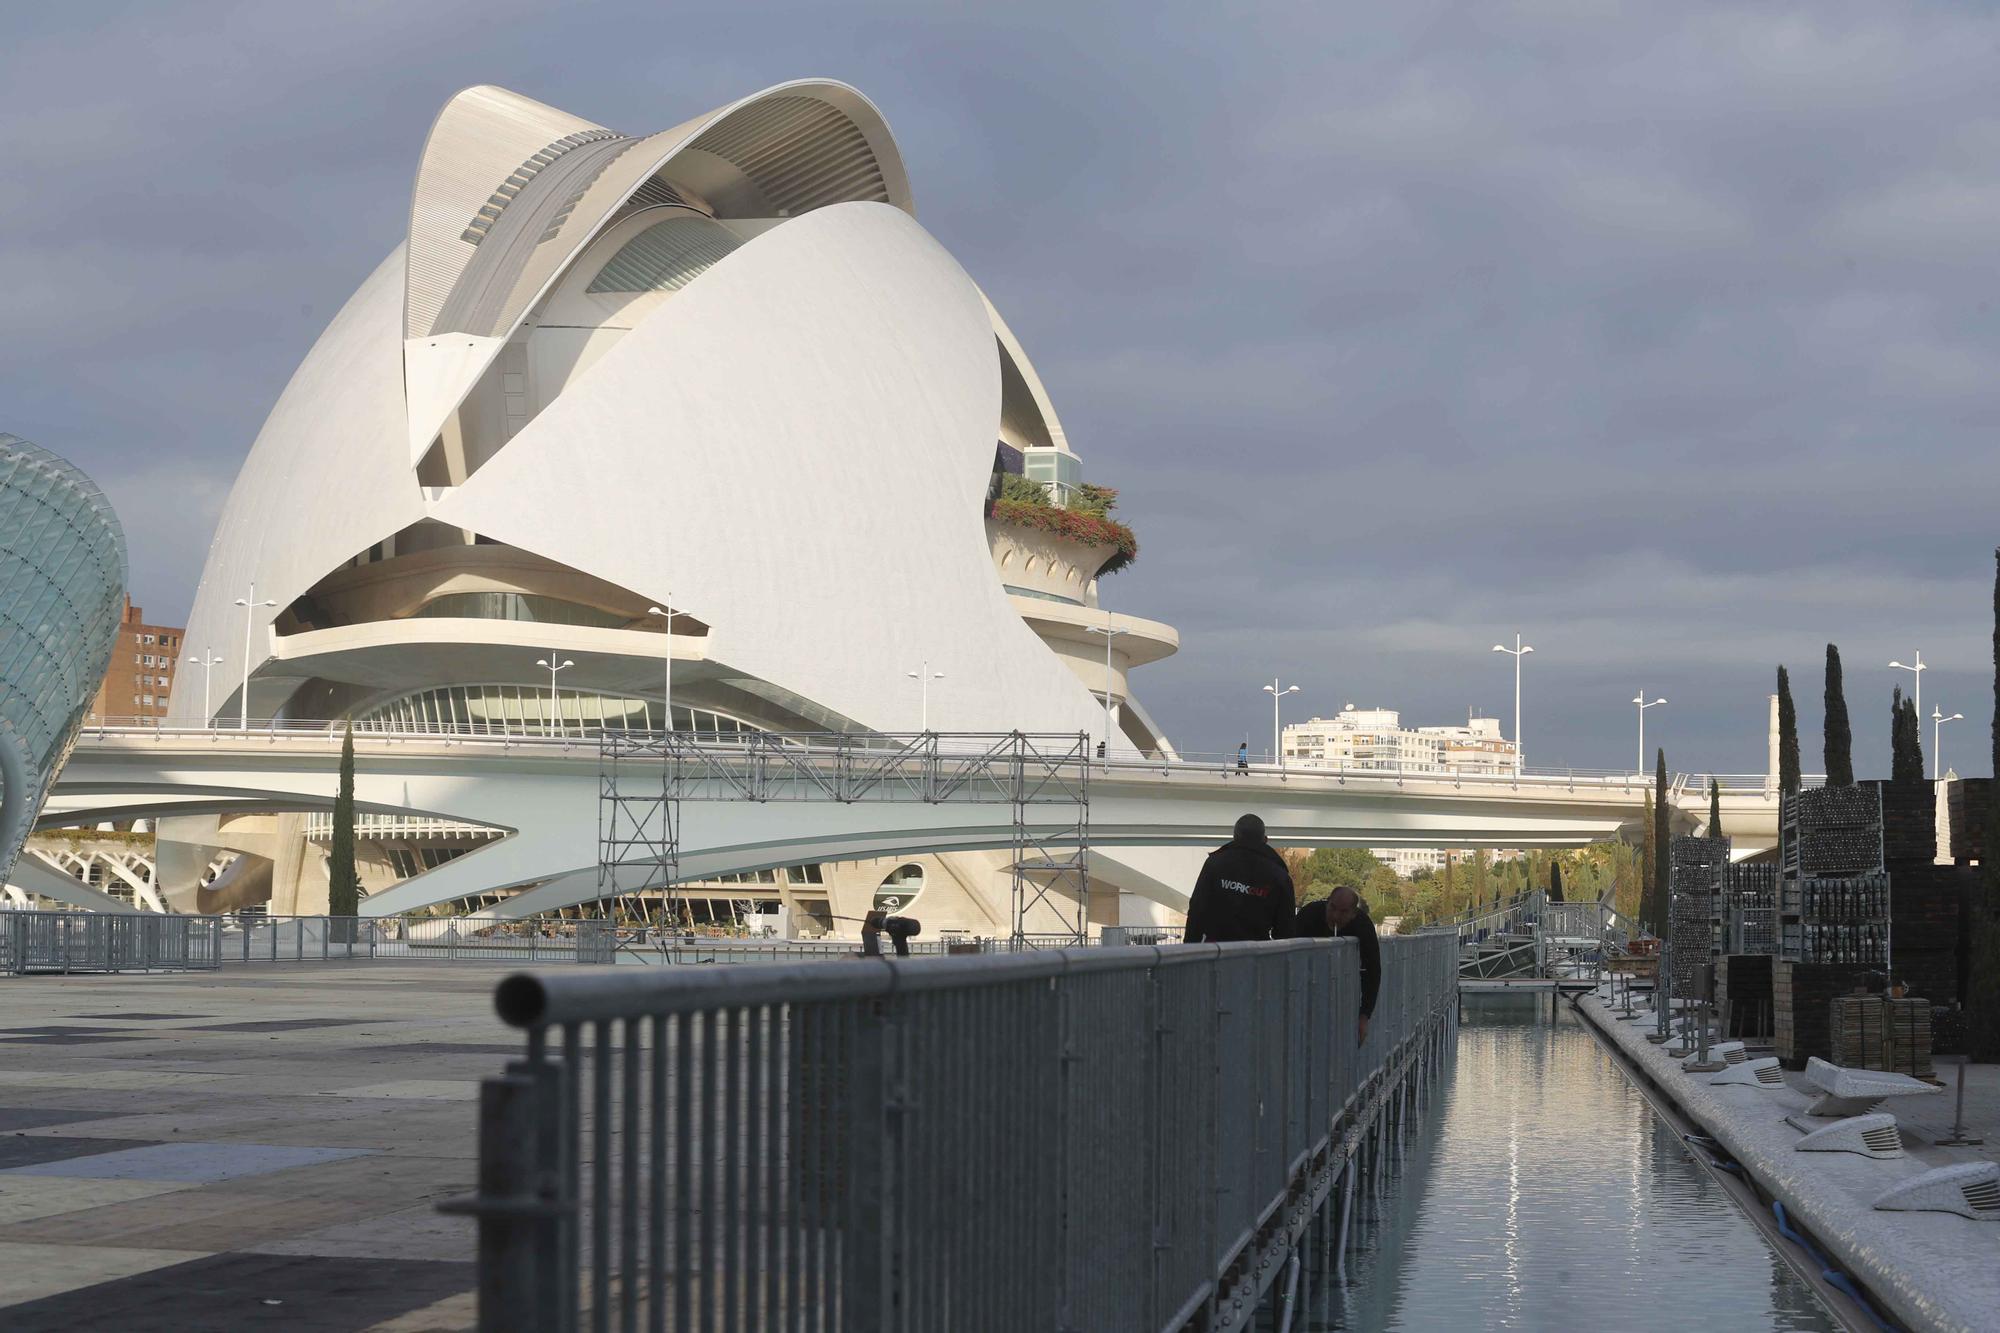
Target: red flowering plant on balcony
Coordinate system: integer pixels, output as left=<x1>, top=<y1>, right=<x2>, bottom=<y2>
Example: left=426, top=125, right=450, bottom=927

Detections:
left=988, top=476, right=1138, bottom=575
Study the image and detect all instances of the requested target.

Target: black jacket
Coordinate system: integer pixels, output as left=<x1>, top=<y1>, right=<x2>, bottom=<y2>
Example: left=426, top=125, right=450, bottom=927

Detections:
left=1183, top=839, right=1296, bottom=943
left=1294, top=899, right=1382, bottom=1018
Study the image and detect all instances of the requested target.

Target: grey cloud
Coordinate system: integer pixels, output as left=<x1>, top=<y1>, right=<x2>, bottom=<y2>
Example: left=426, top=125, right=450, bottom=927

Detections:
left=3, top=0, right=1995, bottom=777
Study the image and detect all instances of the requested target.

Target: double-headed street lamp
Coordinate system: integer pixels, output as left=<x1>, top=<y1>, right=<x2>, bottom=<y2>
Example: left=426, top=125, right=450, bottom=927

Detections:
left=1491, top=633, right=1533, bottom=774
left=1932, top=706, right=1963, bottom=780
left=184, top=648, right=223, bottom=728
left=1086, top=614, right=1130, bottom=758
left=1263, top=678, right=1300, bottom=769
left=1632, top=693, right=1666, bottom=776
left=647, top=602, right=677, bottom=733
left=536, top=655, right=575, bottom=736
left=1889, top=651, right=1926, bottom=723
left=907, top=660, right=944, bottom=732
left=231, top=583, right=276, bottom=730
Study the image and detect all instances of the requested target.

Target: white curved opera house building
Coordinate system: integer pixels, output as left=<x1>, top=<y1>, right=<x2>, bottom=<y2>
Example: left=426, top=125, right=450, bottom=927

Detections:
left=165, top=81, right=1181, bottom=932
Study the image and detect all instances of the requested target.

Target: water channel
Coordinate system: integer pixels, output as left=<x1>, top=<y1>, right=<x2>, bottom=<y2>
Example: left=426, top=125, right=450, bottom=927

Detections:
left=1314, top=992, right=1840, bottom=1331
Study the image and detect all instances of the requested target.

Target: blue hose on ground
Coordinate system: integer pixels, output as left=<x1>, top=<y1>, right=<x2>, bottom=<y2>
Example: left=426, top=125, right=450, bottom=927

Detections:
left=1771, top=1201, right=1896, bottom=1332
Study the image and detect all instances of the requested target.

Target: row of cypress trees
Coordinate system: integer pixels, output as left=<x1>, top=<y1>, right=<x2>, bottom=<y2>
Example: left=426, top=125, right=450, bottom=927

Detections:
left=1773, top=645, right=1926, bottom=791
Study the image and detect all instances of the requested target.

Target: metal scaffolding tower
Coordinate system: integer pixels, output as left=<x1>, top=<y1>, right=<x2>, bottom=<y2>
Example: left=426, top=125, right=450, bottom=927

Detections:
left=595, top=731, right=1092, bottom=943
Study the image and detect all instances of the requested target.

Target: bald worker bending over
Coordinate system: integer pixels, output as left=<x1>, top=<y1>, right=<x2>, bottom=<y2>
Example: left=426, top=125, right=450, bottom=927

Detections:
left=1296, top=885, right=1381, bottom=1044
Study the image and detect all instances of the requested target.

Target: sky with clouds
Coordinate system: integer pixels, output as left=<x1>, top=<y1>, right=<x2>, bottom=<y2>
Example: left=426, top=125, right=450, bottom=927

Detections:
left=3, top=1, right=1996, bottom=776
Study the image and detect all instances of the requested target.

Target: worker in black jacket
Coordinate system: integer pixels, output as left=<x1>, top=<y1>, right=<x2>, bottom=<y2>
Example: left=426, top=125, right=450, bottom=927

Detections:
left=1295, top=886, right=1381, bottom=1044
left=1182, top=814, right=1296, bottom=943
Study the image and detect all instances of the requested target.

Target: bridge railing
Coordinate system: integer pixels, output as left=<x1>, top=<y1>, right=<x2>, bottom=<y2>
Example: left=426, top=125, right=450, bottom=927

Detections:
left=446, top=934, right=1458, bottom=1332
left=71, top=721, right=1801, bottom=800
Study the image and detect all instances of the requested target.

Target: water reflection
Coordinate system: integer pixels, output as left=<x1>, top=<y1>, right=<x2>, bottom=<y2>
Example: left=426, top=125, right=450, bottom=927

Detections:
left=1312, top=992, right=1835, bottom=1331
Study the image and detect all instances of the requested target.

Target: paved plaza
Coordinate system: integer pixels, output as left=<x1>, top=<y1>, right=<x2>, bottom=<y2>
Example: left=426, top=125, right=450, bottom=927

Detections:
left=0, top=964, right=536, bottom=1331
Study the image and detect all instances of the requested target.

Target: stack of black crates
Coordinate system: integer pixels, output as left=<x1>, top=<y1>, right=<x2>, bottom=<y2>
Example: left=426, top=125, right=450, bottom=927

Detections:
left=1667, top=835, right=1728, bottom=999
left=1774, top=785, right=1886, bottom=1066
left=1716, top=860, right=1777, bottom=1039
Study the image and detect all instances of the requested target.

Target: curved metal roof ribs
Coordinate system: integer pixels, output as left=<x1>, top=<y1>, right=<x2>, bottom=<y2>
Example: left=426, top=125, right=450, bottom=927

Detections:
left=402, top=81, right=914, bottom=466
left=405, top=86, right=607, bottom=341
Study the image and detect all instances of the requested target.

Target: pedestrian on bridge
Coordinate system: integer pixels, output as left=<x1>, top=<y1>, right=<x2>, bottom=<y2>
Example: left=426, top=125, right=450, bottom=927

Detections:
left=1182, top=814, right=1296, bottom=943
left=1296, top=886, right=1380, bottom=1045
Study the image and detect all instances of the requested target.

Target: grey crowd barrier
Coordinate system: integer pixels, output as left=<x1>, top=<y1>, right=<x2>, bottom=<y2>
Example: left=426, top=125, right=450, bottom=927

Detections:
left=448, top=932, right=1458, bottom=1331
left=0, top=911, right=221, bottom=974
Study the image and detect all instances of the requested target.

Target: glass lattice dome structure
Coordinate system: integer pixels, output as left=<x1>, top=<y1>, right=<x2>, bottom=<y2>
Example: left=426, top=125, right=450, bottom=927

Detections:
left=0, top=433, right=127, bottom=887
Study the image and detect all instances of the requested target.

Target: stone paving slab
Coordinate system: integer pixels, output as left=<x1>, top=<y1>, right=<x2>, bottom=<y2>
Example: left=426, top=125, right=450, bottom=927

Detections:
left=0, top=1070, right=241, bottom=1090
left=0, top=1252, right=477, bottom=1332
left=0, top=1178, right=195, bottom=1225
left=0, top=963, right=528, bottom=1328
left=1578, top=991, right=2000, bottom=1333
left=0, top=1238, right=206, bottom=1309
left=0, top=1106, right=126, bottom=1131
left=315, top=1080, right=482, bottom=1101
left=1, top=1140, right=375, bottom=1182
left=0, top=1136, right=160, bottom=1169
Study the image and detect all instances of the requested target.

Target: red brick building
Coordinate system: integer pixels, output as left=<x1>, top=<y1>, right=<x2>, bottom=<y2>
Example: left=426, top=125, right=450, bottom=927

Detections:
left=87, top=598, right=184, bottom=725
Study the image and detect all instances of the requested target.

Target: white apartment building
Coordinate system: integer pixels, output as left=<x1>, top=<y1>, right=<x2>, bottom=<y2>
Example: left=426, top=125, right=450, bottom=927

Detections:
left=1283, top=706, right=1517, bottom=776
left=1284, top=706, right=1521, bottom=878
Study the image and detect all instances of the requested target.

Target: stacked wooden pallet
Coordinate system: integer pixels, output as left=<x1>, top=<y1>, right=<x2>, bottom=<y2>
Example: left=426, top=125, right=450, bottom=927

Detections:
left=1775, top=961, right=1871, bottom=1068
left=1830, top=994, right=1934, bottom=1078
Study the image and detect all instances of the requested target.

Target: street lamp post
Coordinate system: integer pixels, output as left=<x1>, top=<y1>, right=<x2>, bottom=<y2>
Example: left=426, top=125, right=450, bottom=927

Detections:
left=184, top=649, right=223, bottom=728
left=1632, top=693, right=1666, bottom=776
left=1086, top=614, right=1130, bottom=758
left=231, top=583, right=276, bottom=730
left=647, top=602, right=677, bottom=733
left=535, top=655, right=575, bottom=736
left=906, top=661, right=944, bottom=732
left=1889, top=651, right=1926, bottom=725
left=1491, top=633, right=1534, bottom=774
left=1932, top=707, right=1963, bottom=780
left=1263, top=678, right=1300, bottom=769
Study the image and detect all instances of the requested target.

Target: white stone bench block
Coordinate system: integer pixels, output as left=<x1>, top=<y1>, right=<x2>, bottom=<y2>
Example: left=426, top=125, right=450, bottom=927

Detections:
left=1794, top=1113, right=1903, bottom=1160
left=1711, top=1056, right=1785, bottom=1089
left=1872, top=1162, right=2000, bottom=1221
left=1802, top=1056, right=1939, bottom=1118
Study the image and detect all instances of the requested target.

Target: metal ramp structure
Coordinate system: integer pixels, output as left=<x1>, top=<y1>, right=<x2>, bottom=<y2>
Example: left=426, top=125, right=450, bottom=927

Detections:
left=1437, top=889, right=1641, bottom=984
left=597, top=730, right=1091, bottom=946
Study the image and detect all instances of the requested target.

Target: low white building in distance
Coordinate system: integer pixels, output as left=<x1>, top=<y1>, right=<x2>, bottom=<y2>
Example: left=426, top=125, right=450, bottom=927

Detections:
left=1283, top=706, right=1521, bottom=878
left=1283, top=706, right=1516, bottom=776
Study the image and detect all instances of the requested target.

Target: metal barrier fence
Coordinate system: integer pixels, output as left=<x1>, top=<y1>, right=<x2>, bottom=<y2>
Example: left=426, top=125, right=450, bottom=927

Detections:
left=212, top=916, right=618, bottom=965
left=447, top=933, right=1458, bottom=1331
left=0, top=911, right=221, bottom=974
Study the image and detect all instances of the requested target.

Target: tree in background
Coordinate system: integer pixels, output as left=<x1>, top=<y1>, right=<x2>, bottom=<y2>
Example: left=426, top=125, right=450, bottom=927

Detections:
left=1823, top=644, right=1854, bottom=786
left=1469, top=848, right=1491, bottom=908
left=1638, top=749, right=1670, bottom=936
left=328, top=722, right=361, bottom=923
left=1639, top=789, right=1657, bottom=934
left=1968, top=547, right=2000, bottom=1059
left=1777, top=666, right=1802, bottom=795
left=1891, top=686, right=1925, bottom=785
left=1549, top=861, right=1565, bottom=903
left=1708, top=777, right=1724, bottom=838
left=1441, top=854, right=1456, bottom=918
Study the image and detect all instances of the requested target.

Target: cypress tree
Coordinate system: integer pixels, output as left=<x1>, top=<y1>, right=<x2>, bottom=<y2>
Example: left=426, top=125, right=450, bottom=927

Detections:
left=328, top=722, right=361, bottom=922
left=1823, top=644, right=1854, bottom=786
left=1639, top=791, right=1658, bottom=936
left=1549, top=860, right=1565, bottom=903
left=1642, top=747, right=1670, bottom=935
left=1891, top=687, right=1924, bottom=786
left=1708, top=777, right=1724, bottom=838
left=1777, top=666, right=1802, bottom=795
left=1969, top=547, right=2000, bottom=1059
